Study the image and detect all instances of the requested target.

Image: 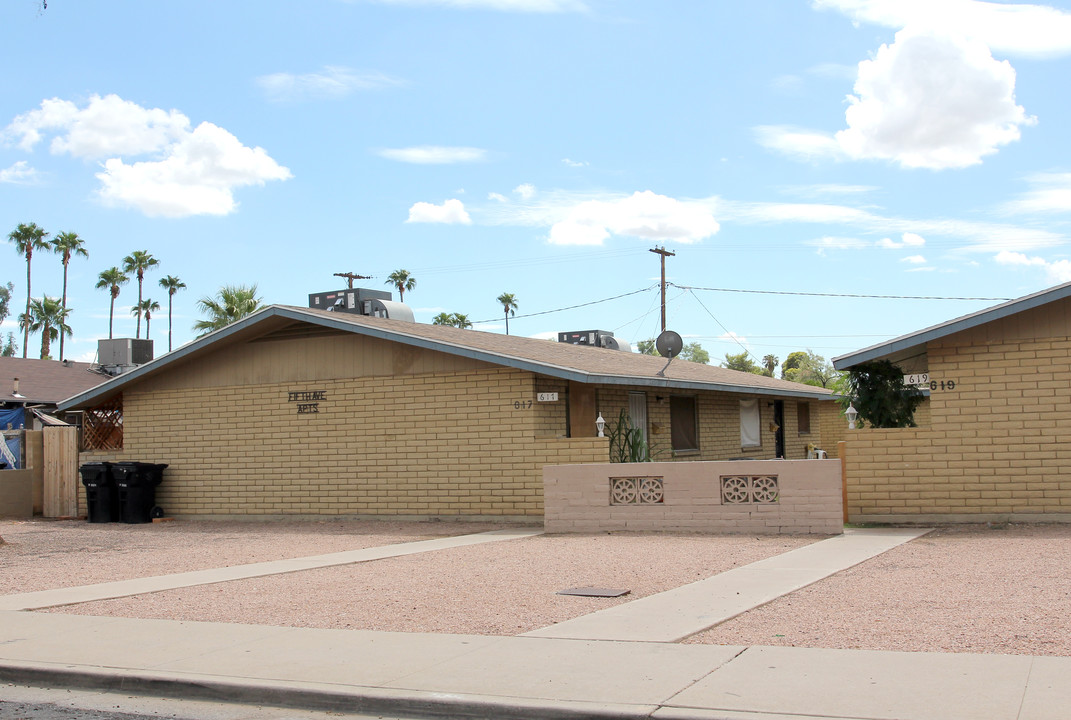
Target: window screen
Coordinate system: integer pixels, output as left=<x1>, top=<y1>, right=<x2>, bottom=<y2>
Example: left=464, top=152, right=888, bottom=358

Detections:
left=670, top=396, right=698, bottom=451
left=798, top=402, right=811, bottom=434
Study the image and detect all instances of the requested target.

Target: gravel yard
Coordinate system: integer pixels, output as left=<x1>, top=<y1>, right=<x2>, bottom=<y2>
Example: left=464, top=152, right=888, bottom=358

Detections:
left=4, top=519, right=1070, bottom=656
left=34, top=529, right=814, bottom=636
left=687, top=523, right=1071, bottom=657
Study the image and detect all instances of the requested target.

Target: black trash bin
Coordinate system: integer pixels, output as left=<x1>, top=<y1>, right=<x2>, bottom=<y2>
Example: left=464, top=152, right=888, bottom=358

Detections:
left=80, top=462, right=117, bottom=523
left=113, top=462, right=168, bottom=524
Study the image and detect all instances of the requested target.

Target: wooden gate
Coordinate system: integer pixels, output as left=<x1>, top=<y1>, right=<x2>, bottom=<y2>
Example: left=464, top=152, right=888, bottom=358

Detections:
left=43, top=426, right=79, bottom=518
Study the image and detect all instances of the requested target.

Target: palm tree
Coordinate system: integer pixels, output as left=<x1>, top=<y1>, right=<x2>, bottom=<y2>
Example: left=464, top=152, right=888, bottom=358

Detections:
left=432, top=312, right=473, bottom=329
left=19, top=296, right=70, bottom=360
left=95, top=267, right=129, bottom=339
left=122, top=250, right=159, bottom=339
left=158, top=275, right=186, bottom=352
left=762, top=354, right=779, bottom=378
left=133, top=299, right=160, bottom=341
left=51, top=231, right=89, bottom=361
left=385, top=269, right=416, bottom=302
left=193, top=284, right=262, bottom=336
left=496, top=292, right=518, bottom=335
left=8, top=222, right=50, bottom=358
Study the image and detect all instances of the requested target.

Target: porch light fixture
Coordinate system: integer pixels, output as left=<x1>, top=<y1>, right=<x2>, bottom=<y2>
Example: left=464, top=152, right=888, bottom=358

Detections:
left=845, top=403, right=858, bottom=430
left=596, top=412, right=606, bottom=438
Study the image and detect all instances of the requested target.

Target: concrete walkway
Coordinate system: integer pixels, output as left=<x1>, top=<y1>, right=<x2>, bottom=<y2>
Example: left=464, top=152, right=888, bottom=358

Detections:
left=1, top=527, right=1068, bottom=720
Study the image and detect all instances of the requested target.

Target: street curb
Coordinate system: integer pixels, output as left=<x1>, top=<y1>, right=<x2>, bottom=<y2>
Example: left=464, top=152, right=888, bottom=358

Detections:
left=0, top=661, right=664, bottom=720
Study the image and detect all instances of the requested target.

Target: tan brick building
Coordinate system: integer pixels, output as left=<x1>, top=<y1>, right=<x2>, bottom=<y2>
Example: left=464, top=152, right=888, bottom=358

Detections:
left=61, top=306, right=834, bottom=520
left=833, top=281, right=1071, bottom=523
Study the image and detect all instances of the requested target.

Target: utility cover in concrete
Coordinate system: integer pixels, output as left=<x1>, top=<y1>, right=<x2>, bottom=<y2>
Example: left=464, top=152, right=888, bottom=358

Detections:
left=556, top=587, right=630, bottom=597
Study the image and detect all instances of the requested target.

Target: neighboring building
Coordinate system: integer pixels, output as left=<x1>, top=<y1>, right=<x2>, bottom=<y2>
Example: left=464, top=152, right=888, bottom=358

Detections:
left=1, top=357, right=107, bottom=431
left=60, top=305, right=835, bottom=520
left=833, top=280, right=1071, bottom=523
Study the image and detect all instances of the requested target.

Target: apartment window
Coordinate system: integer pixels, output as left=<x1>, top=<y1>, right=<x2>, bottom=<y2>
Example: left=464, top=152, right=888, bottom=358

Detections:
left=670, top=396, right=698, bottom=452
left=798, top=402, right=811, bottom=435
left=740, top=399, right=761, bottom=448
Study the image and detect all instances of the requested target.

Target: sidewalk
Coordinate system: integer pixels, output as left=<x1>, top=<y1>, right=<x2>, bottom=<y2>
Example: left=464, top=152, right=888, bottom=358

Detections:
left=1, top=528, right=1068, bottom=720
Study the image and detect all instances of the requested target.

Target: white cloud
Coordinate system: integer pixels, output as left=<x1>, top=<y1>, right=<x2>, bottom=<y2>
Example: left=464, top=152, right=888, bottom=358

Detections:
left=754, top=125, right=844, bottom=162
left=6, top=94, right=190, bottom=158
left=548, top=191, right=720, bottom=246
left=360, top=0, right=587, bottom=11
left=837, top=27, right=1034, bottom=169
left=488, top=192, right=508, bottom=202
left=1001, top=172, right=1071, bottom=215
left=514, top=183, right=537, bottom=199
left=813, top=0, right=1071, bottom=58
left=257, top=66, right=403, bottom=102
left=0, top=161, right=40, bottom=184
left=906, top=266, right=936, bottom=272
left=902, top=254, right=927, bottom=263
left=807, top=236, right=872, bottom=252
left=96, top=122, right=292, bottom=217
left=760, top=26, right=1035, bottom=170
left=994, top=250, right=1071, bottom=283
left=378, top=146, right=486, bottom=164
left=562, top=158, right=587, bottom=167
left=406, top=198, right=472, bottom=224
left=4, top=94, right=291, bottom=217
left=878, top=232, right=926, bottom=248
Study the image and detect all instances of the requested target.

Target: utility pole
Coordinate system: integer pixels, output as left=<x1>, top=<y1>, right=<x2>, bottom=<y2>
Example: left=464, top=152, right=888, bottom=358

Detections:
left=649, top=246, right=675, bottom=332
left=334, top=272, right=372, bottom=289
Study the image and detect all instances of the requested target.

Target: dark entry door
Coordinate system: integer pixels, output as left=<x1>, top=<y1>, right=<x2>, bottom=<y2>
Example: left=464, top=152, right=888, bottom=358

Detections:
left=774, top=400, right=785, bottom=459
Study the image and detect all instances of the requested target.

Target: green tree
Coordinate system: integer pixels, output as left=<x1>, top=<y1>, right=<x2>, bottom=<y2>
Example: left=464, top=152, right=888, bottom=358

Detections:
left=636, top=339, right=656, bottom=355
left=8, top=222, right=50, bottom=358
left=681, top=341, right=710, bottom=364
left=782, top=349, right=840, bottom=387
left=0, top=281, right=12, bottom=325
left=721, top=351, right=762, bottom=374
left=19, top=296, right=71, bottom=360
left=762, top=354, right=779, bottom=377
left=95, top=267, right=129, bottom=339
left=385, top=269, right=415, bottom=302
left=0, top=283, right=15, bottom=356
left=51, top=231, right=89, bottom=361
left=496, top=292, right=518, bottom=335
left=158, top=275, right=187, bottom=352
left=193, top=284, right=262, bottom=336
left=432, top=312, right=472, bottom=328
left=133, top=299, right=160, bottom=341
left=122, top=250, right=159, bottom=339
left=781, top=351, right=806, bottom=379
left=843, top=359, right=925, bottom=428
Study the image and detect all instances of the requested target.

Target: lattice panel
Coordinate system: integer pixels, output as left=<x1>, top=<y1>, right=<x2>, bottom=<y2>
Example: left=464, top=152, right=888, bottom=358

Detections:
left=83, top=394, right=123, bottom=450
left=720, top=475, right=779, bottom=504
left=610, top=477, right=664, bottom=505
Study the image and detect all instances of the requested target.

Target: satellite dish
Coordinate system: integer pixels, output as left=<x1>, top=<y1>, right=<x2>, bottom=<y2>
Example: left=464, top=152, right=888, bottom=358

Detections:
left=655, top=330, right=683, bottom=359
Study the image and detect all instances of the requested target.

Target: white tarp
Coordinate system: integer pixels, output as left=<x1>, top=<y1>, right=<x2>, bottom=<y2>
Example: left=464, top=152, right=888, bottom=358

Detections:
left=739, top=399, right=761, bottom=448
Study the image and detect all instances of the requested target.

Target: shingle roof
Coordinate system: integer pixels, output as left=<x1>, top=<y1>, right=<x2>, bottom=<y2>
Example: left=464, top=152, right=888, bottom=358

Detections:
left=0, top=357, right=109, bottom=405
left=832, top=279, right=1071, bottom=370
left=59, top=305, right=833, bottom=410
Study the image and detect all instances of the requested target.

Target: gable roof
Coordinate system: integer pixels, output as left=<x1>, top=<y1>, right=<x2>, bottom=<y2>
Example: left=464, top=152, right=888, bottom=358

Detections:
left=0, top=357, right=108, bottom=406
left=59, top=305, right=833, bottom=411
left=832, top=279, right=1071, bottom=370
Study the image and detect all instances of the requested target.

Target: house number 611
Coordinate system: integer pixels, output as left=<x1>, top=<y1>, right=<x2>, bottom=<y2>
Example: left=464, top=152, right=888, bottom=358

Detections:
left=513, top=400, right=533, bottom=409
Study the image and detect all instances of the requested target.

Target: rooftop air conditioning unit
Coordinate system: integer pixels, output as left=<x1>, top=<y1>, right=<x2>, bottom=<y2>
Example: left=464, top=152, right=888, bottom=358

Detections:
left=557, top=330, right=630, bottom=351
left=308, top=288, right=391, bottom=315
left=98, top=338, right=154, bottom=366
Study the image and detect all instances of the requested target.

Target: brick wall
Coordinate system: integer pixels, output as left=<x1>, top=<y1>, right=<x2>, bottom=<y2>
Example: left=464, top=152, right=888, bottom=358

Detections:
left=845, top=328, right=1071, bottom=522
left=84, top=367, right=606, bottom=519
left=544, top=459, right=843, bottom=534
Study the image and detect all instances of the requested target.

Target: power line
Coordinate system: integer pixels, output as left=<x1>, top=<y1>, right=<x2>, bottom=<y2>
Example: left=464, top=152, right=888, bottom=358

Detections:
left=671, top=283, right=1012, bottom=302
left=471, top=285, right=658, bottom=325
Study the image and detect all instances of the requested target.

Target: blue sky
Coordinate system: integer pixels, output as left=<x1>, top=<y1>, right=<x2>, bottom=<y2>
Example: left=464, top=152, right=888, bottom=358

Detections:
left=3, top=0, right=1071, bottom=370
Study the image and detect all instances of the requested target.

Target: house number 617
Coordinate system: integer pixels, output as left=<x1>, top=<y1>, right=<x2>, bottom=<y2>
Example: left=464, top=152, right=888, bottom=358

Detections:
left=513, top=400, right=533, bottom=409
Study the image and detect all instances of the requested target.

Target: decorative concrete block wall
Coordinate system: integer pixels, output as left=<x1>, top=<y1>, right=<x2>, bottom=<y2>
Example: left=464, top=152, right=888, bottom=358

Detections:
left=543, top=459, right=843, bottom=534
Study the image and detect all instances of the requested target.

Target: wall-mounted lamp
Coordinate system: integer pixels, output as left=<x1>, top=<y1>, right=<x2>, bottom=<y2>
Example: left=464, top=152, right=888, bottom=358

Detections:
left=845, top=403, right=858, bottom=430
left=596, top=412, right=606, bottom=438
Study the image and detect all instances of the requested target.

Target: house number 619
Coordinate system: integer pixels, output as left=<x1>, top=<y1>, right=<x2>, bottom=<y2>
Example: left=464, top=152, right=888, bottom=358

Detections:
left=930, top=380, right=956, bottom=391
